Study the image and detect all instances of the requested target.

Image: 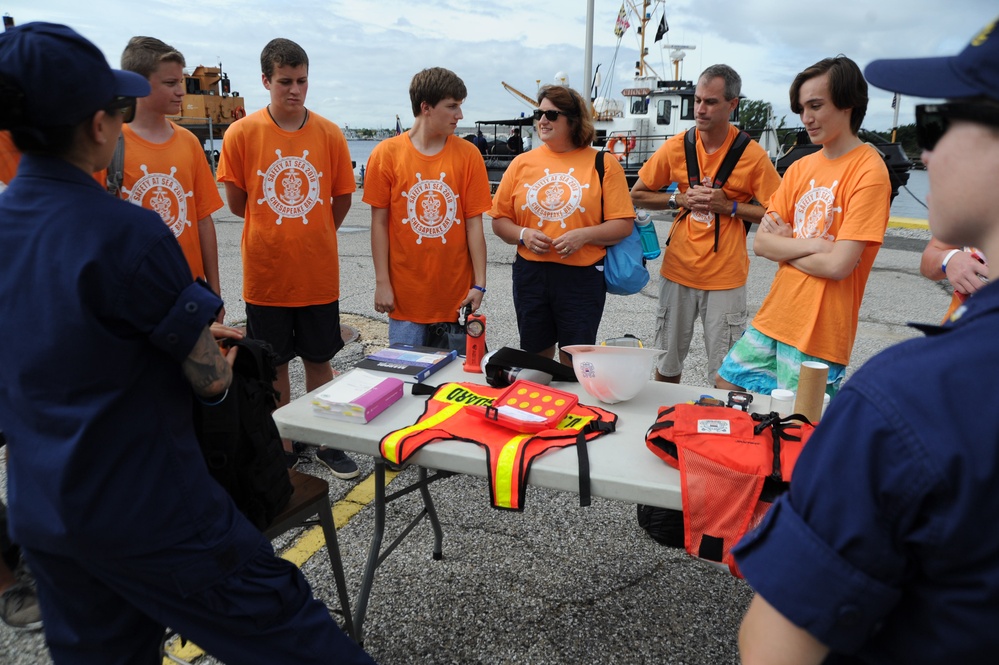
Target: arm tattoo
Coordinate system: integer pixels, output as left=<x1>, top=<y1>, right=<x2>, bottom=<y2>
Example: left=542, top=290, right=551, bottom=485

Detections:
left=182, top=326, right=232, bottom=397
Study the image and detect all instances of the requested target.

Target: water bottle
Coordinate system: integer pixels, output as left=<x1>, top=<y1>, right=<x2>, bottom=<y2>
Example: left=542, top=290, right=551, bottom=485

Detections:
left=635, top=210, right=661, bottom=260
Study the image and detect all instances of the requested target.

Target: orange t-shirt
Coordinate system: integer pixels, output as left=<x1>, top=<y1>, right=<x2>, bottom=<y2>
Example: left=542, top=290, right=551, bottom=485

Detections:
left=489, top=145, right=635, bottom=267
left=637, top=125, right=781, bottom=290
left=0, top=131, right=19, bottom=189
left=362, top=133, right=492, bottom=323
left=3, top=130, right=112, bottom=189
left=751, top=144, right=891, bottom=365
left=119, top=122, right=223, bottom=281
left=216, top=109, right=356, bottom=306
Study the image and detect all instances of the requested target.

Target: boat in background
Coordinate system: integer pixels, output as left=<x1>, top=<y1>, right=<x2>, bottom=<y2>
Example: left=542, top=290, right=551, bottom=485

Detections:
left=589, top=0, right=911, bottom=196
left=166, top=65, right=246, bottom=167
left=471, top=116, right=535, bottom=191
left=473, top=1, right=911, bottom=197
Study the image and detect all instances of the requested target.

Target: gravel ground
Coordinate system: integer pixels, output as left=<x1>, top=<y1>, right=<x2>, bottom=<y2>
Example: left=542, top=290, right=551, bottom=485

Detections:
left=1, top=187, right=943, bottom=665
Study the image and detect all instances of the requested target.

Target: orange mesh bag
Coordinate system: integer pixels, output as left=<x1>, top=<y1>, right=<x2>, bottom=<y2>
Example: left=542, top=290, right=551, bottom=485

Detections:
left=645, top=404, right=813, bottom=576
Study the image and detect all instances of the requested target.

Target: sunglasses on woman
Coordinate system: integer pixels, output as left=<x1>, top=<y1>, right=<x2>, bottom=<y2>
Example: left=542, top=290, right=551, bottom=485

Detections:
left=106, top=96, right=137, bottom=124
left=915, top=102, right=999, bottom=151
left=532, top=108, right=573, bottom=122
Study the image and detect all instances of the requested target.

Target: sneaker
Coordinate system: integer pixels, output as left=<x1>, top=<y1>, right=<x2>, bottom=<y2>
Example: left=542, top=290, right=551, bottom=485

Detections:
left=0, top=582, right=43, bottom=631
left=284, top=440, right=314, bottom=470
left=315, top=447, right=360, bottom=480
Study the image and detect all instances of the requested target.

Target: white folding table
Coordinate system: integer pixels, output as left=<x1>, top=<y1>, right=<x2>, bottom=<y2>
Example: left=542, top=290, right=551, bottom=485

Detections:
left=274, top=362, right=773, bottom=643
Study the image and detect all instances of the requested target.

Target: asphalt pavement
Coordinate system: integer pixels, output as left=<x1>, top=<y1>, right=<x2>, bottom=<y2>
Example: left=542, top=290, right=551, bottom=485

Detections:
left=0, top=186, right=946, bottom=664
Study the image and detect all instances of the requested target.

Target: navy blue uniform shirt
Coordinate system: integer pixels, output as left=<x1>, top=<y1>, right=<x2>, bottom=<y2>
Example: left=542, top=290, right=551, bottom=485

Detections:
left=0, top=154, right=236, bottom=556
left=734, top=282, right=999, bottom=663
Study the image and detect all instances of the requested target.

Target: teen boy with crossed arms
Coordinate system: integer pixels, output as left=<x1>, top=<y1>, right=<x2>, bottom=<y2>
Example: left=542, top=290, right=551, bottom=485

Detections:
left=716, top=56, right=891, bottom=397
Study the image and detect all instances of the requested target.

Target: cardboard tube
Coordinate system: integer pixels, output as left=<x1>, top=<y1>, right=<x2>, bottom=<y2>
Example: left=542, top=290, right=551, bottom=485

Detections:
left=793, top=361, right=829, bottom=423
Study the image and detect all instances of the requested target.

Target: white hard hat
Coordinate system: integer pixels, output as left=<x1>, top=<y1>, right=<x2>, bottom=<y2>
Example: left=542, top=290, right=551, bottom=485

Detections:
left=562, top=345, right=664, bottom=404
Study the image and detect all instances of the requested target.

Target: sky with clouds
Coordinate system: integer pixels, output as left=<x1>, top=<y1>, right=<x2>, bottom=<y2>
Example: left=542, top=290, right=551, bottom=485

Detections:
left=6, top=0, right=995, bottom=133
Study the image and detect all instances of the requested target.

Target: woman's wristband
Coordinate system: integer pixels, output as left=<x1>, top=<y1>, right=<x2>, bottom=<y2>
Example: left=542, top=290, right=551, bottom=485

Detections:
left=731, top=200, right=739, bottom=217
left=518, top=227, right=527, bottom=245
left=941, top=248, right=962, bottom=274
left=472, top=285, right=486, bottom=294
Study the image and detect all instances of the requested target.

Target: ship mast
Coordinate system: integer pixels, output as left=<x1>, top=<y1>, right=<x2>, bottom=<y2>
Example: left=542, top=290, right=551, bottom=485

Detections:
left=637, top=1, right=648, bottom=77
left=668, top=44, right=697, bottom=81
left=633, top=0, right=657, bottom=79
left=630, top=1, right=694, bottom=82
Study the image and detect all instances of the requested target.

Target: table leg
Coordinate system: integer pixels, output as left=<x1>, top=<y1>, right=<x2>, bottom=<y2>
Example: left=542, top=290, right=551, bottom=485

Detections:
left=417, top=467, right=444, bottom=560
left=317, top=496, right=356, bottom=642
left=352, top=460, right=385, bottom=645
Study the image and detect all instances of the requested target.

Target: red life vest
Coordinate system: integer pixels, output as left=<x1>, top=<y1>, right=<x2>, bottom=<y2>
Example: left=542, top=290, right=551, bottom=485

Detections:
left=381, top=382, right=616, bottom=510
left=645, top=404, right=814, bottom=576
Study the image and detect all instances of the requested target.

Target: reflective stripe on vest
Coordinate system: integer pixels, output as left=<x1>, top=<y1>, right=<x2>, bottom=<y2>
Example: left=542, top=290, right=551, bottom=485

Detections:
left=380, top=382, right=615, bottom=510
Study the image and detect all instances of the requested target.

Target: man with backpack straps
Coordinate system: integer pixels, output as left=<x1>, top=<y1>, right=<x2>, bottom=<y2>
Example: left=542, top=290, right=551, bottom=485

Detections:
left=631, top=64, right=781, bottom=385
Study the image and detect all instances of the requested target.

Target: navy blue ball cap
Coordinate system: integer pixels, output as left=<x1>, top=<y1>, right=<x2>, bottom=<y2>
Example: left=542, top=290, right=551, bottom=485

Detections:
left=865, top=16, right=999, bottom=100
left=0, top=22, right=150, bottom=127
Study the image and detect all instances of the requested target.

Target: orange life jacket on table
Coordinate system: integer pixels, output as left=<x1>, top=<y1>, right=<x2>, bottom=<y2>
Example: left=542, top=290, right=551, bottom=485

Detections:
left=381, top=382, right=617, bottom=510
left=645, top=404, right=814, bottom=576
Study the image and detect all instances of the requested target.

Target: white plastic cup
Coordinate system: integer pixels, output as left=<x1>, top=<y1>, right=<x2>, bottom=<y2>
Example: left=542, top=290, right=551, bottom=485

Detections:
left=770, top=389, right=795, bottom=417
left=821, top=393, right=831, bottom=419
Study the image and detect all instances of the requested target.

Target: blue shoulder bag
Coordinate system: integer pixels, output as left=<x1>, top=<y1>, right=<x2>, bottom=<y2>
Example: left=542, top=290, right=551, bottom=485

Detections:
left=596, top=151, right=649, bottom=295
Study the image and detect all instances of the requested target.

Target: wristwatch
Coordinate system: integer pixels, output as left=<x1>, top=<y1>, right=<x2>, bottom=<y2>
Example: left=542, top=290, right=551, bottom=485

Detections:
left=667, top=192, right=679, bottom=210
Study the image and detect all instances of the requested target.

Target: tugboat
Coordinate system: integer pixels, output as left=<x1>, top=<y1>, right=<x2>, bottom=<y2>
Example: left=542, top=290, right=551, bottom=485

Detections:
left=166, top=65, right=246, bottom=165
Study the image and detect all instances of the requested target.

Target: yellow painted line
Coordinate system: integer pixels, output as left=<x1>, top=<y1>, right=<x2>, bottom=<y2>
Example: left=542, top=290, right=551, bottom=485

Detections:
left=163, top=638, right=205, bottom=663
left=283, top=468, right=399, bottom=565
left=888, top=215, right=929, bottom=230
left=161, top=468, right=399, bottom=664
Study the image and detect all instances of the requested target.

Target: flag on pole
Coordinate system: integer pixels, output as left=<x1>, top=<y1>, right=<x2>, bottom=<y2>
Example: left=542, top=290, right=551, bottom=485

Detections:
left=395, top=115, right=403, bottom=136
left=614, top=4, right=630, bottom=37
left=655, top=13, right=668, bottom=42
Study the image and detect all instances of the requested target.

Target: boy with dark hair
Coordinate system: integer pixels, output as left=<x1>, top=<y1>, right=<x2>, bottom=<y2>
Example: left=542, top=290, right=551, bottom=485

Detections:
left=716, top=55, right=891, bottom=396
left=736, top=18, right=999, bottom=663
left=260, top=37, right=307, bottom=81
left=789, top=55, right=870, bottom=135
left=366, top=67, right=491, bottom=346
left=217, top=37, right=360, bottom=478
left=119, top=36, right=225, bottom=316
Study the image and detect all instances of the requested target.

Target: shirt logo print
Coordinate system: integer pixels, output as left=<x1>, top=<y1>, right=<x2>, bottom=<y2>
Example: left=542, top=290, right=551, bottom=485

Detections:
left=122, top=165, right=192, bottom=237
left=522, top=168, right=588, bottom=229
left=402, top=172, right=460, bottom=244
left=256, top=149, right=323, bottom=225
left=794, top=179, right=841, bottom=240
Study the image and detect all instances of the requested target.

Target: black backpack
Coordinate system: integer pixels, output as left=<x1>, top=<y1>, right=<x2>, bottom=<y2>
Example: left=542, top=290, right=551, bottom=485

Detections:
left=192, top=337, right=293, bottom=530
left=666, top=127, right=753, bottom=252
